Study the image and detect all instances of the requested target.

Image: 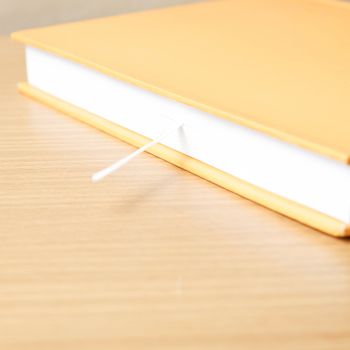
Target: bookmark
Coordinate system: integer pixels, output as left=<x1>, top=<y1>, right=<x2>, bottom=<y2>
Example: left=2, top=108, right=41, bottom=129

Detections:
left=92, top=122, right=184, bottom=182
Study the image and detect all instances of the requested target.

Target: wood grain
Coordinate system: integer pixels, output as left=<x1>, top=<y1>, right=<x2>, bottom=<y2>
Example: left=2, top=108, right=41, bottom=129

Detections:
left=1, top=36, right=350, bottom=350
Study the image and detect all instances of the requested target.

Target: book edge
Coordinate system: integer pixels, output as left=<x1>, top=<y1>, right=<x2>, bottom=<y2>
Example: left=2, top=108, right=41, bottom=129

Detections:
left=17, top=81, right=350, bottom=237
left=10, top=33, right=350, bottom=165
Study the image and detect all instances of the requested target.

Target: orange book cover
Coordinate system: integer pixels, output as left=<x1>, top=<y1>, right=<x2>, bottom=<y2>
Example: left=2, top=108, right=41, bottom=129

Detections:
left=12, top=0, right=350, bottom=236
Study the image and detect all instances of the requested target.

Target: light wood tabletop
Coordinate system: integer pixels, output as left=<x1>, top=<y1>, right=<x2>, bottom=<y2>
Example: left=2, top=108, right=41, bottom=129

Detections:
left=1, top=35, right=350, bottom=350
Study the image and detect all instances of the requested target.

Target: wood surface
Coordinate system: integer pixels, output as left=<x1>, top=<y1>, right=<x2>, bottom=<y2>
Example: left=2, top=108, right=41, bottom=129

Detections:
left=1, top=36, right=350, bottom=350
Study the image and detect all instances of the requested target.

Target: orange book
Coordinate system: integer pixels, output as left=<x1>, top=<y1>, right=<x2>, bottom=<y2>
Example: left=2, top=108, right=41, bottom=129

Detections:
left=12, top=0, right=350, bottom=236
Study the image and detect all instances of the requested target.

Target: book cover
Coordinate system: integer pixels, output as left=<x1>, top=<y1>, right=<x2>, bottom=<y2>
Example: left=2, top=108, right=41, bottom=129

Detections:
left=12, top=0, right=350, bottom=236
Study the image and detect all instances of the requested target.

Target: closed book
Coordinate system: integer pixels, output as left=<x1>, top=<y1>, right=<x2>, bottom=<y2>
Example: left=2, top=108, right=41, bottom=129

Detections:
left=12, top=0, right=350, bottom=236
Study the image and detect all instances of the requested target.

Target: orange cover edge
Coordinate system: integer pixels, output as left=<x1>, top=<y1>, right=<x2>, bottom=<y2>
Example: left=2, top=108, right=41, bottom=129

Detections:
left=18, top=82, right=350, bottom=238
left=10, top=31, right=350, bottom=165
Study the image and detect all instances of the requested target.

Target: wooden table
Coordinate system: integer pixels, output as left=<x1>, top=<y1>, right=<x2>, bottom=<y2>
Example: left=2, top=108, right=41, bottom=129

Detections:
left=1, top=36, right=350, bottom=350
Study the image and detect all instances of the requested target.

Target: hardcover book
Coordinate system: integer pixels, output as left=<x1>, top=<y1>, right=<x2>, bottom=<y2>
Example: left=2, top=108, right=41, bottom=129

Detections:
left=12, top=0, right=350, bottom=236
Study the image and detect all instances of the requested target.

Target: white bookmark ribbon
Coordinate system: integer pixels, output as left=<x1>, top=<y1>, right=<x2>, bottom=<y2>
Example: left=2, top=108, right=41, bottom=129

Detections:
left=92, top=121, right=184, bottom=182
